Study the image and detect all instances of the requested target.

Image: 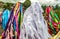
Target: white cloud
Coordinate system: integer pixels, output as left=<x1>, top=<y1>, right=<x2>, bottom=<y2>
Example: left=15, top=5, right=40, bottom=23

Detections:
left=0, top=0, right=60, bottom=4
left=19, top=0, right=25, bottom=3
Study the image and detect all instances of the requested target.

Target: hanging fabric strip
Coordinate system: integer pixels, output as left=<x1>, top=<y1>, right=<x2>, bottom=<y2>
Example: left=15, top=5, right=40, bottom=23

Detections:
left=13, top=2, right=20, bottom=39
left=2, top=9, right=10, bottom=30
left=2, top=2, right=21, bottom=39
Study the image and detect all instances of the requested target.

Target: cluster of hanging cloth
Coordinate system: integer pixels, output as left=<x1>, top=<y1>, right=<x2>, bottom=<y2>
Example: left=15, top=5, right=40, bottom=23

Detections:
left=2, top=2, right=23, bottom=39
left=1, top=2, right=52, bottom=39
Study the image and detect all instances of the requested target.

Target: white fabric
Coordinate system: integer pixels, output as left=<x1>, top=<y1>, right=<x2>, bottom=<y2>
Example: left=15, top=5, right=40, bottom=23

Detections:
left=20, top=2, right=51, bottom=39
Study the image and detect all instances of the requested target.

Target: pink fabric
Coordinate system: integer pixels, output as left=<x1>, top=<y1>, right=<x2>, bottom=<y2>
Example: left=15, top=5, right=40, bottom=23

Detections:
left=2, top=32, right=4, bottom=39
left=14, top=2, right=20, bottom=35
left=14, top=2, right=20, bottom=39
left=52, top=21, right=57, bottom=27
left=15, top=16, right=18, bottom=33
left=58, top=22, right=60, bottom=24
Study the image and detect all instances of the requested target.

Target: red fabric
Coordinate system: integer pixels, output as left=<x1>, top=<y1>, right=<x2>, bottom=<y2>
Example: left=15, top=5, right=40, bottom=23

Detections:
left=46, top=7, right=51, bottom=15
left=52, top=21, right=59, bottom=32
left=46, top=7, right=51, bottom=20
left=58, top=22, right=60, bottom=24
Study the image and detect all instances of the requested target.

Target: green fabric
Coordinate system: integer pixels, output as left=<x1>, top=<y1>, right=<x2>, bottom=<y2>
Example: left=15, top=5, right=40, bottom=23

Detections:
left=49, top=21, right=56, bottom=35
left=54, top=13, right=59, bottom=19
left=50, top=11, right=54, bottom=20
left=50, top=11, right=58, bottom=23
left=18, top=12, right=21, bottom=29
left=54, top=13, right=59, bottom=21
left=50, top=21, right=54, bottom=30
left=58, top=24, right=60, bottom=29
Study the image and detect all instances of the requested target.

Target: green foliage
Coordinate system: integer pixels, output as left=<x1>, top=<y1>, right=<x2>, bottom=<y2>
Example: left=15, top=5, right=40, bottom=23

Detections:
left=3, top=3, right=14, bottom=10
left=0, top=0, right=31, bottom=10
left=42, top=5, right=46, bottom=13
left=22, top=0, right=31, bottom=10
left=0, top=2, right=14, bottom=10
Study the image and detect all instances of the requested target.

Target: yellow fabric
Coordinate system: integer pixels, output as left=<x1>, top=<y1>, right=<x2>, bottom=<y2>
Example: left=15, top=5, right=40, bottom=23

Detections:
left=51, top=31, right=60, bottom=39
left=14, top=2, right=20, bottom=16
left=54, top=18, right=58, bottom=23
left=20, top=13, right=24, bottom=26
left=0, top=36, right=2, bottom=39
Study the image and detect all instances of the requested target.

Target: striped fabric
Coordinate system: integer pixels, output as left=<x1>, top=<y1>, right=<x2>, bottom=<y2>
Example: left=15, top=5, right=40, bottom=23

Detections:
left=2, top=2, right=23, bottom=39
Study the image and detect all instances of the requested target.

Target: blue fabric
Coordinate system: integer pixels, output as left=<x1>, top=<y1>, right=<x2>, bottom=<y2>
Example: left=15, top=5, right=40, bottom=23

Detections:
left=13, top=18, right=16, bottom=31
left=2, top=9, right=10, bottom=30
left=20, top=4, right=22, bottom=12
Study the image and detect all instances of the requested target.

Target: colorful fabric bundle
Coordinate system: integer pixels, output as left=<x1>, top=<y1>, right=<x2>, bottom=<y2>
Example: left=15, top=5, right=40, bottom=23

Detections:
left=46, top=7, right=60, bottom=35
left=1, top=2, right=23, bottom=39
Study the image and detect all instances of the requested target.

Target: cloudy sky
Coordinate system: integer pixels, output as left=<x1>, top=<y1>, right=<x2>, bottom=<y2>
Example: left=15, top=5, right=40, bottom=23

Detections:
left=0, top=0, right=60, bottom=3
left=20, top=0, right=57, bottom=3
left=22, top=0, right=60, bottom=3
